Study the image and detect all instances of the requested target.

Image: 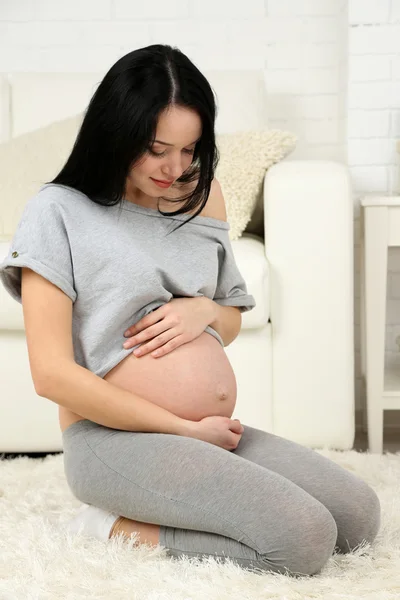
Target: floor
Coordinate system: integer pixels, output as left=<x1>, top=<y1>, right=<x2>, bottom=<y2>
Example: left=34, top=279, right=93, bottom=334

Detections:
left=353, top=429, right=400, bottom=454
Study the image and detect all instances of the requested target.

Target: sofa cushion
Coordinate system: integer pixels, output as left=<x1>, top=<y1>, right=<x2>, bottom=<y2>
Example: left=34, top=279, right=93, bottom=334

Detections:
left=0, top=234, right=270, bottom=332
left=215, top=129, right=296, bottom=240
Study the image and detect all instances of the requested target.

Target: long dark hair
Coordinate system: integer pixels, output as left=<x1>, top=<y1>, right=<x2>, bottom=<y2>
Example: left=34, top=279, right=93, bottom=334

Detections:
left=46, top=44, right=220, bottom=234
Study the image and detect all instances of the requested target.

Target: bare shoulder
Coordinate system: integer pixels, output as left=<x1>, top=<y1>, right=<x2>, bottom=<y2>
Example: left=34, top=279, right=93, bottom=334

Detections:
left=169, top=177, right=227, bottom=221
left=199, top=178, right=227, bottom=221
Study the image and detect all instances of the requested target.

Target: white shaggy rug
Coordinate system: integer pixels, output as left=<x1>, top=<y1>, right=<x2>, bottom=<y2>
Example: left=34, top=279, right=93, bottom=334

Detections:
left=0, top=447, right=399, bottom=600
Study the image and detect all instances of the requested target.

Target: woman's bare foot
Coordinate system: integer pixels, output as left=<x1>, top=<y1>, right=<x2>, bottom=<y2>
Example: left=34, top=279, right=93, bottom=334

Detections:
left=109, top=516, right=161, bottom=547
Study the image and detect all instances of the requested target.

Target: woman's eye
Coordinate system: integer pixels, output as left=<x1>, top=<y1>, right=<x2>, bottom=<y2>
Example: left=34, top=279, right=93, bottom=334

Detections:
left=149, top=148, right=195, bottom=158
left=150, top=149, right=166, bottom=157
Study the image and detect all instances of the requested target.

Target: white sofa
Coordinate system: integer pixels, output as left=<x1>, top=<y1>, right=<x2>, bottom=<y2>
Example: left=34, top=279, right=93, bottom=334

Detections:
left=0, top=70, right=355, bottom=453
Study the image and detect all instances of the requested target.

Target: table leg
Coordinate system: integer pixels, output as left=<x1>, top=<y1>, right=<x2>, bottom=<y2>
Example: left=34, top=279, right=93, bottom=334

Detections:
left=360, top=209, right=367, bottom=432
left=364, top=206, right=388, bottom=454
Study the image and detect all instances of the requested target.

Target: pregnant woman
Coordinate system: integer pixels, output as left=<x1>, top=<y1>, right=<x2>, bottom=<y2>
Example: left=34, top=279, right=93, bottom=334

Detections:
left=0, top=44, right=380, bottom=578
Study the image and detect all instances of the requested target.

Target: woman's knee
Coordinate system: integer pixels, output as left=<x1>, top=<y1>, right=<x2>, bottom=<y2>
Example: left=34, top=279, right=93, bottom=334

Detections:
left=258, top=503, right=338, bottom=577
left=335, top=480, right=381, bottom=554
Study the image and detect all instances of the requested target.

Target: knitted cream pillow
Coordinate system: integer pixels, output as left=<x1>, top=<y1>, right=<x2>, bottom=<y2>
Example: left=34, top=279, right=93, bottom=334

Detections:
left=0, top=116, right=296, bottom=241
left=215, top=129, right=297, bottom=240
left=0, top=114, right=83, bottom=242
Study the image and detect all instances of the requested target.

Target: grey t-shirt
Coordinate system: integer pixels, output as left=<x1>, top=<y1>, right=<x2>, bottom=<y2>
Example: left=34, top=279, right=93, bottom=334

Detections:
left=0, top=183, right=256, bottom=378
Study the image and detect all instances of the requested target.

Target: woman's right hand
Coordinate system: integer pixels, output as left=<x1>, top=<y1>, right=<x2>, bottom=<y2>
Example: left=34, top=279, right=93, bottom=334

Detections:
left=184, top=416, right=244, bottom=451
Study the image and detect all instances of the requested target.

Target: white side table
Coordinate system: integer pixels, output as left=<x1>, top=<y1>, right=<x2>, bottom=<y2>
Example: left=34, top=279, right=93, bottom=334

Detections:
left=360, top=196, right=400, bottom=454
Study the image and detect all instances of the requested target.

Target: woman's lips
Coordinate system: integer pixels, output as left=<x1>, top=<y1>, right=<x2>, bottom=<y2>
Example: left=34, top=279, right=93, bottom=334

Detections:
left=151, top=178, right=173, bottom=188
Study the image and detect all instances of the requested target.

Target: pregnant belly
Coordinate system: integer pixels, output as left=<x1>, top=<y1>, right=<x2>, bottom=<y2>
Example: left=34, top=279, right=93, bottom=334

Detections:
left=104, top=331, right=237, bottom=421
left=59, top=331, right=237, bottom=432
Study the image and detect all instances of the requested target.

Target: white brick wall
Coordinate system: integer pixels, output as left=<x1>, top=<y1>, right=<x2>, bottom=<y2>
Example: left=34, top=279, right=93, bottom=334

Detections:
left=265, top=0, right=345, bottom=162
left=348, top=0, right=400, bottom=431
left=0, top=0, right=345, bottom=161
left=0, top=0, right=399, bottom=428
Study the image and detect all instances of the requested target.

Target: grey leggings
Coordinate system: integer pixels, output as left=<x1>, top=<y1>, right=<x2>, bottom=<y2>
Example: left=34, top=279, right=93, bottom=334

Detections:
left=62, top=419, right=380, bottom=577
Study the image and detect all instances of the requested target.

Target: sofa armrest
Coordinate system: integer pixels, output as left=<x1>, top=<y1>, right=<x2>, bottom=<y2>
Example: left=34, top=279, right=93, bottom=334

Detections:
left=263, top=160, right=355, bottom=448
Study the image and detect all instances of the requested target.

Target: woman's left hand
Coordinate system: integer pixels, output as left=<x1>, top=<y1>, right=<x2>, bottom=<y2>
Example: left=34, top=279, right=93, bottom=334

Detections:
left=122, top=297, right=214, bottom=358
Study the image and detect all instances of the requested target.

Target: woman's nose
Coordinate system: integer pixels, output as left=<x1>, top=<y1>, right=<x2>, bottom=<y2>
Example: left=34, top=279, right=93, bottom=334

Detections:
left=163, top=155, right=184, bottom=179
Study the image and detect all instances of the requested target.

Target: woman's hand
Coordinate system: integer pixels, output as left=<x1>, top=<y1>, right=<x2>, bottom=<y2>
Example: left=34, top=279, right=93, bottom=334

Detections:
left=122, top=297, right=214, bottom=358
left=185, top=416, right=244, bottom=451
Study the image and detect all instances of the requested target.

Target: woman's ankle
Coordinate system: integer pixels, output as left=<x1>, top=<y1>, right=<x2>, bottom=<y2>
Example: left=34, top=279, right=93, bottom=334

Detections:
left=109, top=516, right=126, bottom=539
left=110, top=517, right=160, bottom=547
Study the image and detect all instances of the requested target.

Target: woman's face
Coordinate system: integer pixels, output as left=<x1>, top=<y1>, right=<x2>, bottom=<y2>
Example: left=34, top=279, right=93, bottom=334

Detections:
left=126, top=106, right=202, bottom=206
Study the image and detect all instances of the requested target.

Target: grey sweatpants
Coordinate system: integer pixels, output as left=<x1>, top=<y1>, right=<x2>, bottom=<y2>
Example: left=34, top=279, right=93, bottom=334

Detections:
left=62, top=419, right=380, bottom=577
